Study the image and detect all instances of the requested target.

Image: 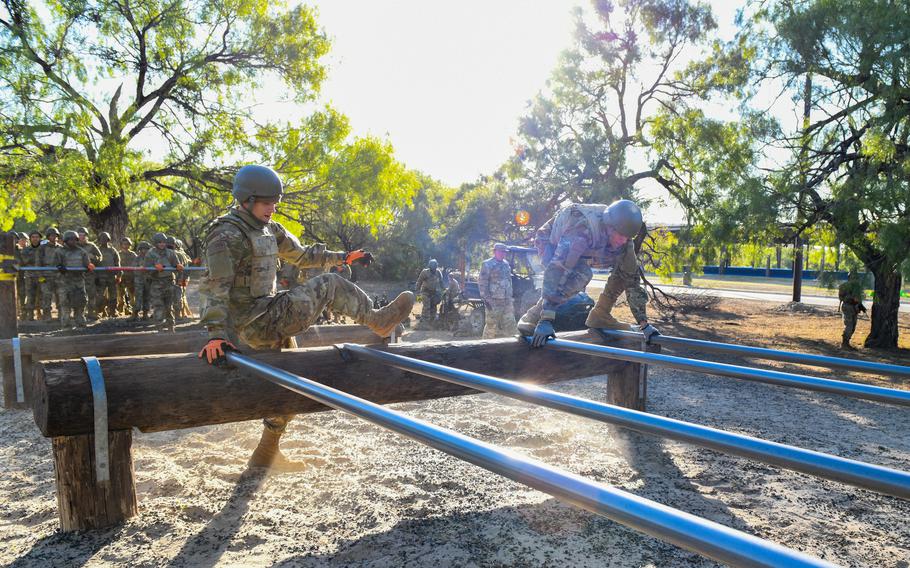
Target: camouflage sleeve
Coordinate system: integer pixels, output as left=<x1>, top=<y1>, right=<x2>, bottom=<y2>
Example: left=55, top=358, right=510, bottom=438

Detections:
left=90, top=244, right=102, bottom=263
left=273, top=224, right=345, bottom=268
left=603, top=244, right=649, bottom=324
left=199, top=225, right=242, bottom=339
left=81, top=250, right=91, bottom=268
left=416, top=269, right=427, bottom=289
left=113, top=249, right=120, bottom=266
left=478, top=262, right=491, bottom=303
left=533, top=216, right=554, bottom=256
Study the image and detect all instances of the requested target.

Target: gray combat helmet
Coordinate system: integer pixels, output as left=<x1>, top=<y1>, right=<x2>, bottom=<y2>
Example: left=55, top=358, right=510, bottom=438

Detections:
left=62, top=230, right=78, bottom=242
left=121, top=237, right=133, bottom=246
left=166, top=236, right=177, bottom=247
left=77, top=226, right=90, bottom=235
left=232, top=165, right=283, bottom=204
left=428, top=259, right=438, bottom=270
left=152, top=232, right=168, bottom=244
left=137, top=241, right=151, bottom=251
left=45, top=227, right=60, bottom=237
left=604, top=199, right=643, bottom=238
left=98, top=231, right=111, bottom=243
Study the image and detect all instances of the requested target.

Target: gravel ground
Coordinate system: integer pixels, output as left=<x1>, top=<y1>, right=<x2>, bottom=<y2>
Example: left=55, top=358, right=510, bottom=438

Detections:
left=2, top=333, right=909, bottom=567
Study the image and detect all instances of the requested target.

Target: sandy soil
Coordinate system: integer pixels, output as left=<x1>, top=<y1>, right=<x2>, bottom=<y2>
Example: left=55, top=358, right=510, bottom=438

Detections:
left=2, top=297, right=909, bottom=567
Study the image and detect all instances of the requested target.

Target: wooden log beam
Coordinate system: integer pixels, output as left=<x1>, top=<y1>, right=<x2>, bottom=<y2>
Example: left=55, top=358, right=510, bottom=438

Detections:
left=0, top=324, right=382, bottom=359
left=1, top=232, right=21, bottom=409
left=35, top=331, right=626, bottom=437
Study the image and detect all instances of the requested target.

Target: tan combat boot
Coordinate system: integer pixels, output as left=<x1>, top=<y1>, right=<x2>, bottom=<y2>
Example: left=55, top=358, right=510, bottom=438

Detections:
left=363, top=291, right=415, bottom=337
left=585, top=292, right=633, bottom=331
left=248, top=427, right=307, bottom=472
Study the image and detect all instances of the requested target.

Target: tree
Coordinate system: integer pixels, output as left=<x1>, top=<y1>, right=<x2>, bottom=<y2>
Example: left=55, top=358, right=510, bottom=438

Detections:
left=511, top=0, right=717, bottom=207
left=698, top=0, right=910, bottom=347
left=1, top=0, right=329, bottom=239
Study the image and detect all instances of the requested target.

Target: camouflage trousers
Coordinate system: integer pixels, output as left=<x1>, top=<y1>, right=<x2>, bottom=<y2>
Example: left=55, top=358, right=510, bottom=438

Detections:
left=132, top=278, right=149, bottom=316
left=22, top=277, right=42, bottom=319
left=482, top=300, right=518, bottom=339
left=148, top=278, right=175, bottom=325
left=96, top=276, right=118, bottom=317
left=238, top=273, right=374, bottom=350
left=117, top=278, right=133, bottom=313
left=40, top=276, right=59, bottom=320
left=842, top=304, right=859, bottom=343
left=58, top=276, right=87, bottom=327
left=171, top=282, right=188, bottom=319
left=85, top=275, right=98, bottom=317
left=420, top=290, right=441, bottom=323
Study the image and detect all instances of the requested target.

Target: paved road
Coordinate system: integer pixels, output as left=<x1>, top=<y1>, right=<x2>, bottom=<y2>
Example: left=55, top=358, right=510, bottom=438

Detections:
left=588, top=278, right=910, bottom=313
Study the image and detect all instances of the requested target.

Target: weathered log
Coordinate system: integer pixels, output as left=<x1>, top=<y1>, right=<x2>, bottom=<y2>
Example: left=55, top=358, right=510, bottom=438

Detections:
left=35, top=331, right=626, bottom=437
left=1, top=232, right=21, bottom=408
left=0, top=324, right=381, bottom=359
left=53, top=430, right=137, bottom=531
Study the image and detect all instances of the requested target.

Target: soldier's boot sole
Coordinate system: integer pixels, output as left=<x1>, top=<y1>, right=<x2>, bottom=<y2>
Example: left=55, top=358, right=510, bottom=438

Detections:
left=364, top=291, right=415, bottom=338
left=247, top=429, right=307, bottom=472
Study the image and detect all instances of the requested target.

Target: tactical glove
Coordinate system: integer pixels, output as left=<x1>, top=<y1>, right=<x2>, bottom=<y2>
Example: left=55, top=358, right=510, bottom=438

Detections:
left=57, top=265, right=67, bottom=274
left=199, top=338, right=238, bottom=366
left=87, top=263, right=95, bottom=272
left=344, top=249, right=374, bottom=267
left=640, top=323, right=660, bottom=343
left=176, top=263, right=184, bottom=271
left=531, top=319, right=556, bottom=348
left=155, top=263, right=164, bottom=272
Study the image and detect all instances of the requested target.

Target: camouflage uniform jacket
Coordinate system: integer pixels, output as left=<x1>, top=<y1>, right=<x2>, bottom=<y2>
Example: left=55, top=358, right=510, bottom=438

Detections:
left=19, top=244, right=42, bottom=278
left=120, top=249, right=138, bottom=282
left=838, top=279, right=865, bottom=307
left=97, top=244, right=120, bottom=269
left=172, top=247, right=191, bottom=284
left=200, top=206, right=346, bottom=340
left=53, top=245, right=90, bottom=275
left=143, top=247, right=181, bottom=283
left=416, top=268, right=443, bottom=295
left=478, top=257, right=513, bottom=304
left=77, top=241, right=102, bottom=264
left=39, top=241, right=63, bottom=267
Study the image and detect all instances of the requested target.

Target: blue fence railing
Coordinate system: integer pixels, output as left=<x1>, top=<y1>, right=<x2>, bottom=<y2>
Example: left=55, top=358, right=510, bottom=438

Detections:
left=701, top=266, right=852, bottom=280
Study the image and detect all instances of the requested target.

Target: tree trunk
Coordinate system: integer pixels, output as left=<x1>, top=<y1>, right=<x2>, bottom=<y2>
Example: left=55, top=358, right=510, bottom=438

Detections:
left=864, top=265, right=901, bottom=349
left=85, top=189, right=128, bottom=244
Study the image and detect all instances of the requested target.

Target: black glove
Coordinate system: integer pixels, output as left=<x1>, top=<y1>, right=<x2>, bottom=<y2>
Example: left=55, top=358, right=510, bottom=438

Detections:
left=531, top=319, right=556, bottom=348
left=640, top=323, right=660, bottom=343
left=858, top=305, right=867, bottom=314
left=57, top=264, right=67, bottom=273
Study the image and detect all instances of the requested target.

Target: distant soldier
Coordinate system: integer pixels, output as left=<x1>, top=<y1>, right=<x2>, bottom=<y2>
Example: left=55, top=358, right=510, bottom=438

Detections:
left=415, top=259, right=444, bottom=328
left=518, top=200, right=658, bottom=347
left=19, top=230, right=44, bottom=321
left=95, top=232, right=121, bottom=317
left=13, top=232, right=28, bottom=318
left=175, top=239, right=194, bottom=319
left=167, top=236, right=191, bottom=321
left=145, top=233, right=183, bottom=332
left=118, top=237, right=138, bottom=315
left=38, top=227, right=63, bottom=321
left=479, top=243, right=518, bottom=338
left=439, top=270, right=462, bottom=326
left=76, top=227, right=102, bottom=321
left=54, top=231, right=95, bottom=328
left=130, top=241, right=152, bottom=320
left=838, top=270, right=867, bottom=350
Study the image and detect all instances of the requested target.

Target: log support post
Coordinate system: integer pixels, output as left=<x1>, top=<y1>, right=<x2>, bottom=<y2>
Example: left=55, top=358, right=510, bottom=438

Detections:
left=53, top=430, right=137, bottom=531
left=1, top=232, right=21, bottom=408
left=607, top=362, right=645, bottom=410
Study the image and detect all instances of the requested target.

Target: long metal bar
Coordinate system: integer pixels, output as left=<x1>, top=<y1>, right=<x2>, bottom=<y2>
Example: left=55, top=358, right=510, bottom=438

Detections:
left=538, top=337, right=910, bottom=407
left=342, top=344, right=910, bottom=499
left=599, top=329, right=910, bottom=379
left=225, top=351, right=835, bottom=568
left=14, top=266, right=206, bottom=272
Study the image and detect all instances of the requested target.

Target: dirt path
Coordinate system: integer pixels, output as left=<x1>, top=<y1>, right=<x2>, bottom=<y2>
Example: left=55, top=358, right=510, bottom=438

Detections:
left=2, top=298, right=909, bottom=567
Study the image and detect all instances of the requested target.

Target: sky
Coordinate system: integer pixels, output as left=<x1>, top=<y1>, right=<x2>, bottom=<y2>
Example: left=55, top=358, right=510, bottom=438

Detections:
left=304, top=1, right=746, bottom=224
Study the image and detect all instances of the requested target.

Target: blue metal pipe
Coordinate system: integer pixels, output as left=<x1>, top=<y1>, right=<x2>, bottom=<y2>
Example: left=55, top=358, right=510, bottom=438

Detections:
left=14, top=265, right=206, bottom=272
left=598, top=329, right=910, bottom=379
left=536, top=337, right=910, bottom=407
left=342, top=344, right=910, bottom=500
left=225, top=350, right=835, bottom=568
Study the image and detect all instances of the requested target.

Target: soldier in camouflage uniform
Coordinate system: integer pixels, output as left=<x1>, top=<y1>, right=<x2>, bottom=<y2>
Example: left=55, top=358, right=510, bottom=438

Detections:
left=130, top=241, right=152, bottom=320
left=198, top=165, right=414, bottom=471
left=76, top=227, right=102, bottom=321
left=54, top=231, right=95, bottom=328
left=95, top=232, right=121, bottom=317
left=118, top=237, right=138, bottom=315
left=518, top=200, right=659, bottom=347
left=14, top=232, right=27, bottom=318
left=167, top=236, right=191, bottom=320
left=38, top=228, right=63, bottom=321
left=415, top=259, right=444, bottom=328
left=175, top=239, right=194, bottom=319
left=838, top=270, right=867, bottom=350
left=479, top=243, right=518, bottom=338
left=144, top=233, right=183, bottom=331
left=19, top=230, right=44, bottom=321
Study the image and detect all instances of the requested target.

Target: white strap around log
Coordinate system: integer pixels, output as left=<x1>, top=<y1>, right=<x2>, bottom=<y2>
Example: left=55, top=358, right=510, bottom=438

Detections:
left=82, top=357, right=110, bottom=483
left=12, top=336, right=23, bottom=403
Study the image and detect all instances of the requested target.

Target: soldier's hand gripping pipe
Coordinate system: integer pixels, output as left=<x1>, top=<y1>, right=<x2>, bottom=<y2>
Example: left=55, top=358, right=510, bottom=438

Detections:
left=344, top=249, right=374, bottom=267
left=199, top=338, right=238, bottom=367
left=640, top=323, right=660, bottom=343
left=530, top=319, right=556, bottom=348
